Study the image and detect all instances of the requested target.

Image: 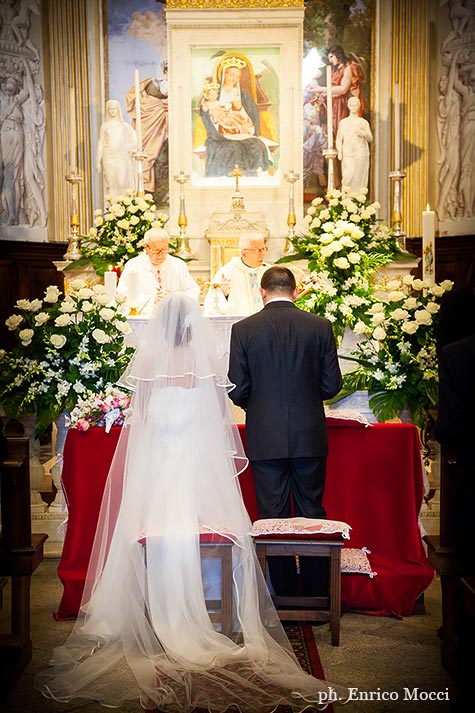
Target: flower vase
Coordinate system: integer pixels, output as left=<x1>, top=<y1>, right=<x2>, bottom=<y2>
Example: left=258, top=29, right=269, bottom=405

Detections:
left=18, top=413, right=48, bottom=513
left=48, top=410, right=69, bottom=513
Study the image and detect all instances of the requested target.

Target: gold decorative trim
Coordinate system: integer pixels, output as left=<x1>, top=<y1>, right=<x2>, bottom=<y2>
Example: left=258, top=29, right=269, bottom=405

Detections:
left=166, top=0, right=304, bottom=7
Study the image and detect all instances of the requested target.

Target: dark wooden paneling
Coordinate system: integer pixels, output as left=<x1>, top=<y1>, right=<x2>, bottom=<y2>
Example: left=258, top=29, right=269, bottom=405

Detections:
left=0, top=241, right=66, bottom=350
left=406, top=234, right=475, bottom=286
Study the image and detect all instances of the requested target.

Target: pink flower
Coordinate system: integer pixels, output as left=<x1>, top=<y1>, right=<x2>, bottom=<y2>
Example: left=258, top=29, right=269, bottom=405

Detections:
left=76, top=419, right=90, bottom=432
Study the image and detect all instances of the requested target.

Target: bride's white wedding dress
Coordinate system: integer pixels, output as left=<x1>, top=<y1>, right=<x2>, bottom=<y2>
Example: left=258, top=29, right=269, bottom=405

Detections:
left=36, top=294, right=348, bottom=711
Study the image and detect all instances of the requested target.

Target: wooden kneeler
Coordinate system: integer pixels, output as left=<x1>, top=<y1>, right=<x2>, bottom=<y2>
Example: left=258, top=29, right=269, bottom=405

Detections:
left=0, top=437, right=48, bottom=701
left=139, top=532, right=234, bottom=637
left=251, top=519, right=349, bottom=647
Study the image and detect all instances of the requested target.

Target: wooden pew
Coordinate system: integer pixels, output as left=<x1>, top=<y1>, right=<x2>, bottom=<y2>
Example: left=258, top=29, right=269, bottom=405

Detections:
left=0, top=436, right=48, bottom=701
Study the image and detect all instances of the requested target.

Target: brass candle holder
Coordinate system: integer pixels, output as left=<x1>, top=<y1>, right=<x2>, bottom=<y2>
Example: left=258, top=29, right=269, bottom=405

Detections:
left=173, top=171, right=195, bottom=259
left=64, top=173, right=83, bottom=260
left=389, top=169, right=407, bottom=251
left=283, top=170, right=299, bottom=256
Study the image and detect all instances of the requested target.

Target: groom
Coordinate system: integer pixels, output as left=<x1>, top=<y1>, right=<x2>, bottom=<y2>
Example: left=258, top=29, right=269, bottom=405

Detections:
left=228, top=266, right=342, bottom=596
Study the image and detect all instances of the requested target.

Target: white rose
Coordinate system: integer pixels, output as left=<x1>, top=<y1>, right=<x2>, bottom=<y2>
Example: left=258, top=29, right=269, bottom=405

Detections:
left=353, top=321, right=368, bottom=334
left=5, top=315, right=23, bottom=330
left=403, top=297, right=419, bottom=310
left=319, top=233, right=334, bottom=245
left=99, top=307, right=115, bottom=321
left=310, top=217, right=322, bottom=229
left=117, top=219, right=129, bottom=229
left=94, top=293, right=110, bottom=306
left=92, top=329, right=111, bottom=344
left=319, top=209, right=330, bottom=220
left=367, top=303, right=385, bottom=314
left=440, top=280, right=453, bottom=291
left=59, top=300, right=76, bottom=313
left=81, top=301, right=95, bottom=313
left=311, top=197, right=323, bottom=206
left=69, top=278, right=87, bottom=291
left=17, top=299, right=32, bottom=310
left=307, top=206, right=317, bottom=215
left=129, top=215, right=140, bottom=226
left=94, top=208, right=103, bottom=216
left=115, top=293, right=127, bottom=305
left=391, top=308, right=409, bottom=320
left=54, top=313, right=72, bottom=327
left=334, top=257, right=350, bottom=269
left=414, top=309, right=432, bottom=325
left=371, top=312, right=386, bottom=325
left=402, top=274, right=414, bottom=285
left=388, top=290, right=406, bottom=302
left=89, top=227, right=98, bottom=237
left=78, top=288, right=94, bottom=299
left=401, top=321, right=419, bottom=334
left=303, top=214, right=312, bottom=225
left=430, top=285, right=445, bottom=297
left=386, top=279, right=403, bottom=291
left=30, top=299, right=43, bottom=312
left=44, top=286, right=61, bottom=303
left=19, top=328, right=34, bottom=342
left=412, top=279, right=424, bottom=291
left=373, top=326, right=386, bottom=341
left=347, top=252, right=361, bottom=264
left=114, top=319, right=132, bottom=334
left=350, top=213, right=361, bottom=223
left=94, top=216, right=103, bottom=227
left=51, top=334, right=67, bottom=348
left=92, top=284, right=107, bottom=294
left=34, top=312, right=50, bottom=326
left=320, top=245, right=334, bottom=258
left=350, top=227, right=364, bottom=240
left=426, top=302, right=440, bottom=314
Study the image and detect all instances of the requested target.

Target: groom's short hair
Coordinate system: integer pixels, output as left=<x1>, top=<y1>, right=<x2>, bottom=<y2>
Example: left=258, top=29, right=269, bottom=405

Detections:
left=261, top=266, right=296, bottom=295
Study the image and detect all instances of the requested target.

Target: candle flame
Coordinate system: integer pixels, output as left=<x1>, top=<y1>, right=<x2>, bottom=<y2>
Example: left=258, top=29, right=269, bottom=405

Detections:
left=426, top=203, right=430, bottom=211
left=108, top=265, right=113, bottom=271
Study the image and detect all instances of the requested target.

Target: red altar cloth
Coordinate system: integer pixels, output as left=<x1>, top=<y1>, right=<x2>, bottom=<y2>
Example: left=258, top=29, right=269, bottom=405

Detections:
left=55, top=420, right=434, bottom=621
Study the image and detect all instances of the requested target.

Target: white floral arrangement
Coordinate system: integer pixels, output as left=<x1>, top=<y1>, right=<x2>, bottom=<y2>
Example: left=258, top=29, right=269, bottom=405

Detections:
left=66, top=385, right=132, bottom=432
left=340, top=275, right=453, bottom=427
left=69, top=193, right=171, bottom=277
left=286, top=188, right=404, bottom=340
left=0, top=279, right=135, bottom=435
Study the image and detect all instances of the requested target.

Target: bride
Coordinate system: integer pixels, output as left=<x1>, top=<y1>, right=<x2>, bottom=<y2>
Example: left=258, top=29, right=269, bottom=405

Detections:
left=36, top=294, right=348, bottom=711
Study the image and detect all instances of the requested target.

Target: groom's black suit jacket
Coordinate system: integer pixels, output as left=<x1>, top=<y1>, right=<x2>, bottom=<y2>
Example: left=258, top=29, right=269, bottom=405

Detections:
left=228, top=300, right=342, bottom=461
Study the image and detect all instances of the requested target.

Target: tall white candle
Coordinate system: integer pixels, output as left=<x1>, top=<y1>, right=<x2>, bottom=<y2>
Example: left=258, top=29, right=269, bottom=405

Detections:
left=134, top=68, right=142, bottom=151
left=394, top=83, right=400, bottom=171
left=422, top=204, right=435, bottom=281
left=178, top=85, right=184, bottom=170
left=69, top=86, right=77, bottom=174
left=104, top=267, right=117, bottom=302
left=127, top=271, right=140, bottom=307
left=326, top=65, right=333, bottom=149
left=289, top=86, right=294, bottom=168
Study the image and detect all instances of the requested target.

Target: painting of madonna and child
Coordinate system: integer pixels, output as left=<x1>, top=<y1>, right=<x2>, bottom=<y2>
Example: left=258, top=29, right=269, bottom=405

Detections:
left=191, top=48, right=281, bottom=188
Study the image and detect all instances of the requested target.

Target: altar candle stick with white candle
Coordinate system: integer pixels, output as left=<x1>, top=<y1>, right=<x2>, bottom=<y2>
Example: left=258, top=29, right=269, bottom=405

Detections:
left=69, top=86, right=77, bottom=174
left=178, top=85, right=184, bottom=171
left=394, top=83, right=400, bottom=171
left=422, top=204, right=436, bottom=282
left=326, top=65, right=333, bottom=149
left=134, top=68, right=143, bottom=151
left=104, top=266, right=117, bottom=302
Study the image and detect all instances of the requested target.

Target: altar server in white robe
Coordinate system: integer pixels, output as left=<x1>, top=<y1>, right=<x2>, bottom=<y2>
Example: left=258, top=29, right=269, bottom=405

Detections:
left=117, top=227, right=199, bottom=316
left=204, top=233, right=270, bottom=316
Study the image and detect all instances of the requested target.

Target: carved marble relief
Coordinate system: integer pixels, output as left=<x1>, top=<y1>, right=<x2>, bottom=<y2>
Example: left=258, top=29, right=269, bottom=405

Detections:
left=437, top=0, right=475, bottom=221
left=0, top=0, right=46, bottom=228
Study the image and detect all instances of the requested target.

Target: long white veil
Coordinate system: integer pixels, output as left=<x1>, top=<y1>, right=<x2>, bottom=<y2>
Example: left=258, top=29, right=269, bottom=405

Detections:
left=36, top=294, right=348, bottom=711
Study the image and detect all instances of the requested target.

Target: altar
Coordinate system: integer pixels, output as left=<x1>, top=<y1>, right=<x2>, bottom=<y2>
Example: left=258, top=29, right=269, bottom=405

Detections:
left=54, top=419, right=433, bottom=621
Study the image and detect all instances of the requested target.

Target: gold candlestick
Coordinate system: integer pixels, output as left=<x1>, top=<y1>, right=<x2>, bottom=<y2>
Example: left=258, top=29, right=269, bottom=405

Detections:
left=283, top=170, right=299, bottom=256
left=231, top=164, right=245, bottom=210
left=132, top=149, right=148, bottom=196
left=389, top=169, right=407, bottom=251
left=64, top=173, right=83, bottom=260
left=173, top=172, right=195, bottom=259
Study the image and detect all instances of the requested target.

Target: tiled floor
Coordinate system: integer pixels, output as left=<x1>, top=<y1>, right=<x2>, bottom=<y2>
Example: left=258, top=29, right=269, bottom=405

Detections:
left=0, top=561, right=458, bottom=713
